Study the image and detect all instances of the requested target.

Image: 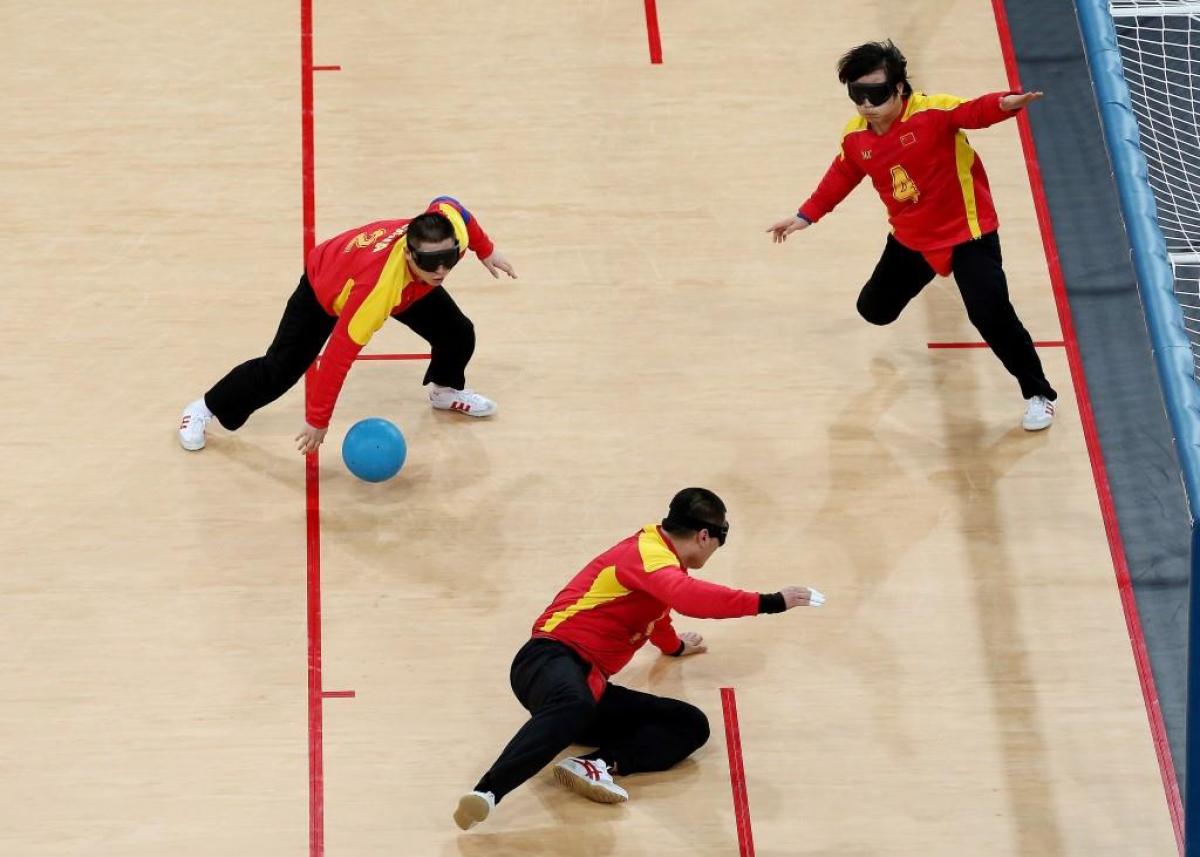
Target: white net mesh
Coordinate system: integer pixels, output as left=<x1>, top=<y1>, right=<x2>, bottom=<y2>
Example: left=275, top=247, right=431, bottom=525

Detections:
left=1111, top=0, right=1200, bottom=12
left=1110, top=3, right=1200, bottom=373
left=1174, top=258, right=1200, bottom=374
left=1111, top=4, right=1200, bottom=255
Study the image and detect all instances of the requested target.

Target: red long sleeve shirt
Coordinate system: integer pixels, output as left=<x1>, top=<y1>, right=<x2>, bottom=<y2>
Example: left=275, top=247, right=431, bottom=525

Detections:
left=302, top=196, right=495, bottom=429
left=531, top=524, right=762, bottom=698
left=798, top=92, right=1018, bottom=273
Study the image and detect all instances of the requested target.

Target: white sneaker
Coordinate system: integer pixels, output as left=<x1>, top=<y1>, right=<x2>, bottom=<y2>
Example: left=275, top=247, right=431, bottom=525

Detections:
left=553, top=757, right=628, bottom=804
left=453, top=790, right=495, bottom=831
left=1022, top=395, right=1055, bottom=431
left=178, top=399, right=213, bottom=450
left=429, top=385, right=497, bottom=418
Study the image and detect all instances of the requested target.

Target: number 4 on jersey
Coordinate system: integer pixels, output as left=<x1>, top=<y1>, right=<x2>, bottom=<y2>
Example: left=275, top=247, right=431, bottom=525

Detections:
left=890, top=165, right=920, bottom=203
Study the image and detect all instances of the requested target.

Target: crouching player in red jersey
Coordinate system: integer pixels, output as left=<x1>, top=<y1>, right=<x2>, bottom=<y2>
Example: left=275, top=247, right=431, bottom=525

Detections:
left=178, top=196, right=516, bottom=453
left=453, top=487, right=825, bottom=830
left=767, top=41, right=1058, bottom=431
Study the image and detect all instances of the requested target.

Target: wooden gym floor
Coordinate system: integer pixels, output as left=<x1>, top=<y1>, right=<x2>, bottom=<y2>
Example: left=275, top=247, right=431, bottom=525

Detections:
left=0, top=2, right=1177, bottom=854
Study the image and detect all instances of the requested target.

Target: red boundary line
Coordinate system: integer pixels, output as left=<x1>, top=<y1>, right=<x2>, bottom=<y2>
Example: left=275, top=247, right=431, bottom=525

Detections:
left=927, top=340, right=1065, bottom=349
left=299, top=3, right=325, bottom=857
left=990, top=0, right=1184, bottom=850
left=643, top=0, right=663, bottom=64
left=323, top=690, right=356, bottom=699
left=720, top=687, right=755, bottom=857
left=314, top=65, right=341, bottom=72
left=304, top=451, right=323, bottom=857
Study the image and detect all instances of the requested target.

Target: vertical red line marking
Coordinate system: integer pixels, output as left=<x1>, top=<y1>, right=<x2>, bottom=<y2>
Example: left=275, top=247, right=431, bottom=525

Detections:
left=721, top=688, right=755, bottom=857
left=643, top=0, right=663, bottom=64
left=299, top=2, right=323, bottom=857
left=300, top=4, right=316, bottom=257
left=305, top=451, right=323, bottom=857
left=990, top=1, right=1183, bottom=851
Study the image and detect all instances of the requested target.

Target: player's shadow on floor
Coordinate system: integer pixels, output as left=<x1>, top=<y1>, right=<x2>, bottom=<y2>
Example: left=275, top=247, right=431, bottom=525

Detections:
left=446, top=758, right=735, bottom=857
left=450, top=824, right=616, bottom=857
left=448, top=785, right=620, bottom=857
left=923, top=292, right=1065, bottom=857
left=205, top=410, right=543, bottom=605
left=203, top=430, right=308, bottom=485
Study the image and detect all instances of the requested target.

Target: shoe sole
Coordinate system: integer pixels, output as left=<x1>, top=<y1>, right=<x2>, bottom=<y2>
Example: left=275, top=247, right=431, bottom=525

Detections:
left=453, top=793, right=491, bottom=830
left=1022, top=420, right=1053, bottom=432
left=553, top=765, right=628, bottom=804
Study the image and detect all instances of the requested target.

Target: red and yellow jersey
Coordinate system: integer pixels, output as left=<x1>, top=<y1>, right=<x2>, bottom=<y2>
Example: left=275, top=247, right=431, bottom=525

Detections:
left=531, top=524, right=761, bottom=697
left=798, top=92, right=1018, bottom=265
left=303, top=196, right=495, bottom=429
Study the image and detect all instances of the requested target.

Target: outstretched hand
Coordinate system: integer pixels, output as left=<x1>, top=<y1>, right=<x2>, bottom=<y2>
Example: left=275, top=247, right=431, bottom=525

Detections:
left=677, top=631, right=708, bottom=656
left=296, top=423, right=327, bottom=454
left=481, top=250, right=518, bottom=279
left=781, top=586, right=826, bottom=609
left=767, top=215, right=809, bottom=243
left=1000, top=91, right=1043, bottom=111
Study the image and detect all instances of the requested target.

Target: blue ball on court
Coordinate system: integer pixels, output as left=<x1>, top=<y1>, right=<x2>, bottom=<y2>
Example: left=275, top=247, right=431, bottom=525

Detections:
left=341, top=417, right=407, bottom=482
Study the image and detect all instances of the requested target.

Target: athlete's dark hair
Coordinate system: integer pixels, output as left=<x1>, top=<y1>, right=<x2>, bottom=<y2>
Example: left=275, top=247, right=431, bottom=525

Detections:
left=406, top=211, right=457, bottom=249
left=661, top=487, right=727, bottom=536
left=837, top=40, right=913, bottom=97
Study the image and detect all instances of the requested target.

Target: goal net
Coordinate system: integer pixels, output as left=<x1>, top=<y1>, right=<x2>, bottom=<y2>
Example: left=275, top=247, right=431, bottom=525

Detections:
left=1109, top=2, right=1200, bottom=371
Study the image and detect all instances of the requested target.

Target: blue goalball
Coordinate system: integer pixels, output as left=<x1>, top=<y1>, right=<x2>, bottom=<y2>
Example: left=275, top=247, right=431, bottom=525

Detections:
left=341, top=417, right=407, bottom=482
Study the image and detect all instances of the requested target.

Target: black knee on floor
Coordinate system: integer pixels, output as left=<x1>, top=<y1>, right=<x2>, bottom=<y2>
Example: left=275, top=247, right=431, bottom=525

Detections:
left=857, top=294, right=900, bottom=326
left=679, top=703, right=711, bottom=752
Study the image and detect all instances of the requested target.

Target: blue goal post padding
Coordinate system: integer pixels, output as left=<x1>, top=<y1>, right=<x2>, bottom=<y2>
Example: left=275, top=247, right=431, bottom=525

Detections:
left=1076, top=0, right=1200, bottom=521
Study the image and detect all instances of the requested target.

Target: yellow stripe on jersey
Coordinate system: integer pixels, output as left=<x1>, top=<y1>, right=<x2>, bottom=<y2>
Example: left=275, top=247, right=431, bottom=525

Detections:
left=332, top=279, right=355, bottom=315
left=902, top=91, right=965, bottom=121
left=839, top=115, right=869, bottom=160
left=954, top=133, right=982, bottom=238
left=539, top=565, right=630, bottom=632
left=637, top=525, right=679, bottom=572
left=346, top=238, right=415, bottom=346
left=902, top=93, right=982, bottom=237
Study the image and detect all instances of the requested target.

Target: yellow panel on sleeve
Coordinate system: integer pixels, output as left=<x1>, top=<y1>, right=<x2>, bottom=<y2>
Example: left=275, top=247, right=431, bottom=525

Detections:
left=954, top=133, right=981, bottom=239
left=435, top=203, right=470, bottom=250
left=902, top=92, right=964, bottom=120
left=841, top=115, right=869, bottom=136
left=332, top=279, right=355, bottom=316
left=838, top=115, right=869, bottom=160
left=637, top=525, right=679, bottom=573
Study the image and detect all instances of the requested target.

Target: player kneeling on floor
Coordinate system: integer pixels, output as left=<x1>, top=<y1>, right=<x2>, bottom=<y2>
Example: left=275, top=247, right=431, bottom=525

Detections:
left=454, top=487, right=825, bottom=830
